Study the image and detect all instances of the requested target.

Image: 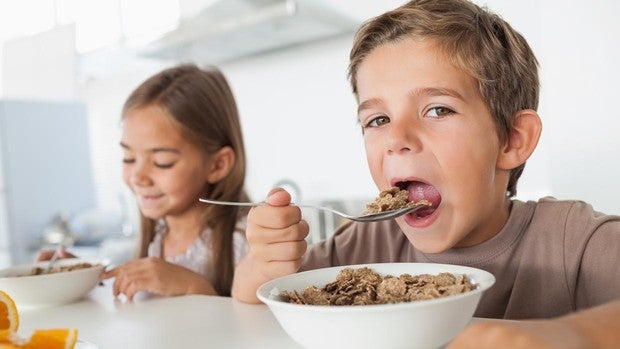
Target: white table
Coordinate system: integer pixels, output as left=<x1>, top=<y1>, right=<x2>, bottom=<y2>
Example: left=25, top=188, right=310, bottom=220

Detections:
left=18, top=282, right=303, bottom=348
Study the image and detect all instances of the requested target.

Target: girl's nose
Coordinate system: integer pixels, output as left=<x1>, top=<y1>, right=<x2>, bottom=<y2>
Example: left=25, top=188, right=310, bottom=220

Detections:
left=129, top=162, right=152, bottom=186
left=385, top=116, right=422, bottom=154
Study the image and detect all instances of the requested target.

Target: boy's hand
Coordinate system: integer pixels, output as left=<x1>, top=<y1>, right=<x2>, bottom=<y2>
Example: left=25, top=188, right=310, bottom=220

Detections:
left=247, top=188, right=309, bottom=279
left=447, top=317, right=593, bottom=349
left=448, top=299, right=620, bottom=348
left=232, top=188, right=309, bottom=303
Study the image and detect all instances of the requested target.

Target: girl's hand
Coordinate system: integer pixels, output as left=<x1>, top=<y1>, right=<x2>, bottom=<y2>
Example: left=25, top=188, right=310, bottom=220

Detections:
left=101, top=257, right=217, bottom=300
left=35, top=248, right=76, bottom=262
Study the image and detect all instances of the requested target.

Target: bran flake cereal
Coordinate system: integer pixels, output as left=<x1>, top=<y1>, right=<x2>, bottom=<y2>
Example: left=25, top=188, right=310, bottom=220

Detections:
left=364, top=187, right=430, bottom=214
left=280, top=267, right=476, bottom=306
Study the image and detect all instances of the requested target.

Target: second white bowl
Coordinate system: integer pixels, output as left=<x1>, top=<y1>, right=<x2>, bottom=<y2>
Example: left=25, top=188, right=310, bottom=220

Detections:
left=0, top=258, right=106, bottom=309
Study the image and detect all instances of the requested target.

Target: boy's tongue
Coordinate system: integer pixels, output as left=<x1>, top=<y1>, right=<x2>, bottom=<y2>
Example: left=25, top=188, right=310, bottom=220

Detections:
left=407, top=181, right=441, bottom=207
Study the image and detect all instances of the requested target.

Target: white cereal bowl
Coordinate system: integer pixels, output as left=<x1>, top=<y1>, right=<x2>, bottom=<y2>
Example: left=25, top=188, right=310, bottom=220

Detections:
left=0, top=258, right=106, bottom=309
left=257, top=263, right=495, bottom=349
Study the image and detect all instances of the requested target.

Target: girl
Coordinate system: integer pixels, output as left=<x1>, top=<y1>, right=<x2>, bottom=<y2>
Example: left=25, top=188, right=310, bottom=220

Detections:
left=101, top=64, right=250, bottom=299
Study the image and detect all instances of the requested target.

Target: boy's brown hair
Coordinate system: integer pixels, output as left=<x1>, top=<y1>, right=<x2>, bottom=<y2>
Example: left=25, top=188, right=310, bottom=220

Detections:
left=348, top=0, right=539, bottom=197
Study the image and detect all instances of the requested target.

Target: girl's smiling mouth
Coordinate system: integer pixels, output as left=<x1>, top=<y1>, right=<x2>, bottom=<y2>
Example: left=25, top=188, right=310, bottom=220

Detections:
left=137, top=193, right=165, bottom=205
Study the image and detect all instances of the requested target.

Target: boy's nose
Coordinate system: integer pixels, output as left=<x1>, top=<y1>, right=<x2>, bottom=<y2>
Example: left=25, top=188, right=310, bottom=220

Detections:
left=385, top=118, right=422, bottom=154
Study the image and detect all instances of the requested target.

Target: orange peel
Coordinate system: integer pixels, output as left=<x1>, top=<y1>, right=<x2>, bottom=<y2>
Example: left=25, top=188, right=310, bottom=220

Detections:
left=0, top=290, right=19, bottom=335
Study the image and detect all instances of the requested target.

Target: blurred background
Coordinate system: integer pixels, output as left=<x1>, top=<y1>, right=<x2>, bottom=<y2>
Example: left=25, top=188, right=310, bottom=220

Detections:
left=0, top=0, right=618, bottom=267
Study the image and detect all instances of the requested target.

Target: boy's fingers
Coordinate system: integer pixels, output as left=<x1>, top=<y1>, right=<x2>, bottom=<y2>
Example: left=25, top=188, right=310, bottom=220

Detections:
left=265, top=188, right=292, bottom=206
left=247, top=218, right=308, bottom=244
left=249, top=204, right=302, bottom=230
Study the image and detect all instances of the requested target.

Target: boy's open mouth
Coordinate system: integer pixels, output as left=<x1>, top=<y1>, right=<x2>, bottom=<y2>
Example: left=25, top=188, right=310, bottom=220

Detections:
left=396, top=181, right=442, bottom=218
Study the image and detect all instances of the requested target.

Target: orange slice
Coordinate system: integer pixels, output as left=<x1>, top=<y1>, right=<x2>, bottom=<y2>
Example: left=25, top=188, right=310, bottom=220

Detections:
left=0, top=329, right=77, bottom=349
left=23, top=329, right=78, bottom=349
left=0, top=330, right=15, bottom=344
left=0, top=291, right=77, bottom=349
left=0, top=290, right=19, bottom=335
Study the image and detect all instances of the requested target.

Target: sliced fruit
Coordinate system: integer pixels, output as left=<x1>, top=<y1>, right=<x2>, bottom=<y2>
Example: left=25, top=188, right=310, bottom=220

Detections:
left=0, top=290, right=19, bottom=334
left=0, top=329, right=77, bottom=349
left=0, top=329, right=15, bottom=343
left=0, top=291, right=77, bottom=349
left=23, top=329, right=78, bottom=349
left=0, top=330, right=24, bottom=348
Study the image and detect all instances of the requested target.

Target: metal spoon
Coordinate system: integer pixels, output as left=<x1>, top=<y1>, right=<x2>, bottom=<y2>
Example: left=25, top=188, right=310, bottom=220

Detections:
left=198, top=198, right=430, bottom=222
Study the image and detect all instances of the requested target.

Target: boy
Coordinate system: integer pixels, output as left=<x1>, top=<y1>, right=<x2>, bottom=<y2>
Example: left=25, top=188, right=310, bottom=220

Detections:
left=233, top=0, right=620, bottom=347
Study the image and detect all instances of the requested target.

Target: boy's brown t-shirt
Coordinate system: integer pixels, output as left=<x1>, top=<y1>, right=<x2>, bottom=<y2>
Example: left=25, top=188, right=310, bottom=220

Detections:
left=300, top=197, right=620, bottom=319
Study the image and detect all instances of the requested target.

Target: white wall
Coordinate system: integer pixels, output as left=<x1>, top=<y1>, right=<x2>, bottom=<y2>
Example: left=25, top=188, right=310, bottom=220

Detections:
left=2, top=25, right=76, bottom=100
left=223, top=36, right=372, bottom=202
left=76, top=0, right=620, bottom=215
left=536, top=1, right=620, bottom=213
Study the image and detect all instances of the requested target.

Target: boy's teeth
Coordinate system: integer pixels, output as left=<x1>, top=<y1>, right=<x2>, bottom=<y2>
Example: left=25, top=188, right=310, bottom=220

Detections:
left=406, top=182, right=441, bottom=207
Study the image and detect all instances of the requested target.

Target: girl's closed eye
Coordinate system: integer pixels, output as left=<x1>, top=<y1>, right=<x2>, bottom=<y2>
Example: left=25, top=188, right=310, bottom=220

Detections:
left=151, top=150, right=180, bottom=169
left=426, top=106, right=455, bottom=118
left=123, top=158, right=135, bottom=164
left=154, top=162, right=175, bottom=169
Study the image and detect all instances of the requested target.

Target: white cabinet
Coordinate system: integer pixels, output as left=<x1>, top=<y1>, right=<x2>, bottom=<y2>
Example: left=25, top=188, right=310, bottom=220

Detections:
left=0, top=100, right=95, bottom=266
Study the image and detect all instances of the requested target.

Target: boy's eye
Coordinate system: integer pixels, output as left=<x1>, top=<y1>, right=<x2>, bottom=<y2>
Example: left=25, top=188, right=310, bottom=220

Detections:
left=364, top=115, right=390, bottom=128
left=123, top=158, right=135, bottom=164
left=426, top=106, right=454, bottom=118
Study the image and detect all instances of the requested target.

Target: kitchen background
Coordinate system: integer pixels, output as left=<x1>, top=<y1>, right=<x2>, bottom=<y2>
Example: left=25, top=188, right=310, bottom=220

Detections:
left=0, top=0, right=618, bottom=267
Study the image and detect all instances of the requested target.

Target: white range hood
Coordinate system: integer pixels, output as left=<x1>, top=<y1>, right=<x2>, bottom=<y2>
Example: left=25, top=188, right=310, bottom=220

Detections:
left=139, top=0, right=360, bottom=64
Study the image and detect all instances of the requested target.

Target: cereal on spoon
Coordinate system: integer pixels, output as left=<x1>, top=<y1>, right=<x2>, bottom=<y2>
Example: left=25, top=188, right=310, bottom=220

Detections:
left=364, top=187, right=430, bottom=215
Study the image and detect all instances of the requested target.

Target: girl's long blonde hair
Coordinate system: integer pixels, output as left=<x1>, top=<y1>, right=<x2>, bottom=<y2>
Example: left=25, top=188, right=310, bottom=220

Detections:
left=122, top=64, right=249, bottom=296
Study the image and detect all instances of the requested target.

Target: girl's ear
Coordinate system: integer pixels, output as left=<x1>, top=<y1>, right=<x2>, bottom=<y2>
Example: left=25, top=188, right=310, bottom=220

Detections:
left=497, top=109, right=542, bottom=170
left=206, top=146, right=236, bottom=183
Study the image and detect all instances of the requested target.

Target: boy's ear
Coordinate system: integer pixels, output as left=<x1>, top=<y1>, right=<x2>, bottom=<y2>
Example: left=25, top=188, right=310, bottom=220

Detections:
left=206, top=146, right=236, bottom=183
left=497, top=109, right=542, bottom=170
